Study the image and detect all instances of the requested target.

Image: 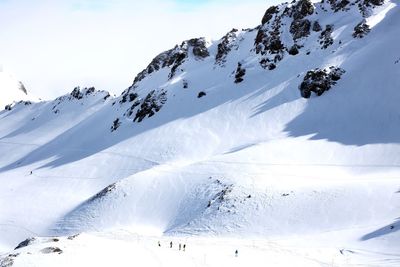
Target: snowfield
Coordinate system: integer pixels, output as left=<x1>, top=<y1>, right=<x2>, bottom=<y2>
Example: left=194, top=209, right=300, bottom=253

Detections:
left=4, top=230, right=400, bottom=267
left=1, top=0, right=400, bottom=266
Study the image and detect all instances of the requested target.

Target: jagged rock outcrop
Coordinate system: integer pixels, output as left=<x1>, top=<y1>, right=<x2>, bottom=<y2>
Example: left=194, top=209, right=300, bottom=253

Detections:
left=0, top=253, right=19, bottom=267
left=110, top=118, right=121, bottom=132
left=189, top=38, right=210, bottom=59
left=215, top=29, right=239, bottom=65
left=14, top=238, right=36, bottom=250
left=69, top=86, right=97, bottom=100
left=290, top=19, right=311, bottom=40
left=49, top=87, right=109, bottom=114
left=197, top=91, right=206, bottom=98
left=255, top=14, right=284, bottom=55
left=130, top=37, right=210, bottom=88
left=299, top=66, right=345, bottom=98
left=4, top=100, right=31, bottom=111
left=319, top=24, right=334, bottom=49
left=255, top=8, right=285, bottom=71
left=329, top=0, right=350, bottom=12
left=133, top=90, right=167, bottom=122
left=288, top=44, right=300, bottom=55
left=234, top=63, right=246, bottom=83
left=358, top=0, right=385, bottom=16
left=287, top=0, right=314, bottom=20
left=353, top=20, right=371, bottom=38
left=261, top=6, right=280, bottom=24
left=255, top=0, right=315, bottom=69
left=312, top=21, right=322, bottom=32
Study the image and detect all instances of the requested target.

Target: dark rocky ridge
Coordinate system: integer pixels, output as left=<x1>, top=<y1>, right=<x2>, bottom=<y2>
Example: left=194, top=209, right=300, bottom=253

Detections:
left=353, top=20, right=371, bottom=38
left=129, top=37, right=210, bottom=89
left=215, top=28, right=239, bottom=65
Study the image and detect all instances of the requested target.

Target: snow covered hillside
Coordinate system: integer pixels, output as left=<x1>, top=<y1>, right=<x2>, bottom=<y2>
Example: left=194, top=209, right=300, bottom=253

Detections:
left=1, top=0, right=400, bottom=265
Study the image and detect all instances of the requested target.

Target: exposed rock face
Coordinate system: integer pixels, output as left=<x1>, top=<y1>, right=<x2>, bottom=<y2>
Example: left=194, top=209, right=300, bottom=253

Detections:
left=110, top=118, right=121, bottom=132
left=261, top=5, right=279, bottom=24
left=255, top=0, right=316, bottom=70
left=255, top=15, right=284, bottom=56
left=111, top=0, right=384, bottom=124
left=288, top=44, right=300, bottom=55
left=329, top=0, right=350, bottom=12
left=130, top=37, right=210, bottom=87
left=189, top=38, right=210, bottom=59
left=4, top=104, right=12, bottom=111
left=353, top=20, right=371, bottom=38
left=197, top=91, right=206, bottom=98
left=255, top=6, right=285, bottom=71
left=134, top=90, right=167, bottom=122
left=0, top=253, right=19, bottom=267
left=4, top=100, right=31, bottom=111
left=49, top=87, right=109, bottom=115
left=312, top=21, right=322, bottom=32
left=288, top=0, right=314, bottom=20
left=215, top=28, right=239, bottom=65
left=234, top=63, right=246, bottom=83
left=299, top=66, right=345, bottom=98
left=117, top=38, right=209, bottom=122
left=70, top=86, right=97, bottom=100
left=290, top=19, right=311, bottom=40
left=358, top=0, right=385, bottom=16
left=183, top=80, right=188, bottom=89
left=14, top=237, right=36, bottom=250
left=319, top=24, right=334, bottom=49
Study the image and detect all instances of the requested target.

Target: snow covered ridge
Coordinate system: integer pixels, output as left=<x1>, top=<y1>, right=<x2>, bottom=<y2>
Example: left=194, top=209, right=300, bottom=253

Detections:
left=2, top=0, right=389, bottom=125
left=1, top=0, right=400, bottom=261
left=112, top=0, right=388, bottom=125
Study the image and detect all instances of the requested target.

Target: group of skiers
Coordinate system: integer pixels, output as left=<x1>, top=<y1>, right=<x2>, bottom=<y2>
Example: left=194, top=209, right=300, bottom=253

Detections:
left=158, top=241, right=186, bottom=251
left=157, top=241, right=238, bottom=256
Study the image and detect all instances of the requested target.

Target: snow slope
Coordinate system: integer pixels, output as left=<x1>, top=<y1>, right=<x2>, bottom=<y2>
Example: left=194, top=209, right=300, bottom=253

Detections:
left=1, top=0, right=400, bottom=265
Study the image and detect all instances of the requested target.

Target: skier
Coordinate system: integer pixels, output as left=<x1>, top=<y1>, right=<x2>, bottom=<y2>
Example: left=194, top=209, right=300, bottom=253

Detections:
left=179, top=244, right=181, bottom=251
left=170, top=241, right=173, bottom=248
left=183, top=244, right=186, bottom=251
left=30, top=171, right=33, bottom=175
left=158, top=241, right=161, bottom=247
left=235, top=250, right=238, bottom=257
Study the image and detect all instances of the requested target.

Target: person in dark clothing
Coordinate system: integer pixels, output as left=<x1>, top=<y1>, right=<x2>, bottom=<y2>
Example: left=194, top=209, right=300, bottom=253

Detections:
left=179, top=244, right=181, bottom=250
left=235, top=250, right=238, bottom=257
left=158, top=241, right=161, bottom=247
left=170, top=241, right=173, bottom=248
left=183, top=244, right=186, bottom=251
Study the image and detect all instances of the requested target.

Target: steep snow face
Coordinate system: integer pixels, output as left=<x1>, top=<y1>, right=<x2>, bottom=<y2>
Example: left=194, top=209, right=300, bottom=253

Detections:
left=1, top=0, right=400, bottom=258
left=0, top=71, right=29, bottom=109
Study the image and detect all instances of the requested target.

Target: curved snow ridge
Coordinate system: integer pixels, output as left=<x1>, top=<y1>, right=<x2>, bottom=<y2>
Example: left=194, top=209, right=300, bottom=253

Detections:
left=52, top=156, right=400, bottom=238
left=52, top=163, right=215, bottom=235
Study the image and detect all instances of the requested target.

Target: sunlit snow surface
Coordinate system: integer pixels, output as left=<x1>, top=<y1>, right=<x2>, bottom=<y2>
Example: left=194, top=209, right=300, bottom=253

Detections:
left=1, top=0, right=400, bottom=266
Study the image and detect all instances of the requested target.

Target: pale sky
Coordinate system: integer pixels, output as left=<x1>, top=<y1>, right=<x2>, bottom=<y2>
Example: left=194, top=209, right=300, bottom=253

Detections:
left=0, top=0, right=278, bottom=99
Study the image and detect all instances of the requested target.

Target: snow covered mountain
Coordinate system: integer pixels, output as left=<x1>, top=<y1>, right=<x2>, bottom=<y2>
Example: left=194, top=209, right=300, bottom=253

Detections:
left=1, top=0, right=400, bottom=265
